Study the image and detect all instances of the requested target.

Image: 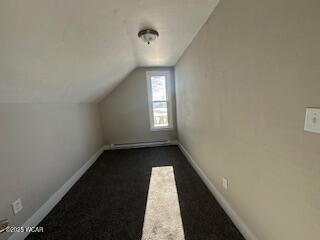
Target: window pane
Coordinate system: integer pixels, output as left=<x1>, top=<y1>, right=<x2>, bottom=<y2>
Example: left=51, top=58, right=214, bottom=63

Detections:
left=153, top=102, right=168, bottom=127
left=151, top=76, right=167, bottom=101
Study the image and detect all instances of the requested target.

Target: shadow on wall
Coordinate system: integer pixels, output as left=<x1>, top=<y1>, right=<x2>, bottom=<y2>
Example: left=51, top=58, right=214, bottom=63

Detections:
left=26, top=146, right=244, bottom=240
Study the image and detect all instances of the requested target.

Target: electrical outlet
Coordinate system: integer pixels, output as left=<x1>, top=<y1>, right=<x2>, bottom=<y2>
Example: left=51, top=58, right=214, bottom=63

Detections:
left=304, top=108, right=320, bottom=134
left=222, top=177, right=228, bottom=190
left=12, top=198, right=23, bottom=215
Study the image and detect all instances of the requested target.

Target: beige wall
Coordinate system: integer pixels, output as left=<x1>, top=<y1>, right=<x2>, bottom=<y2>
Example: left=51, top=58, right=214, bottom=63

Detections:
left=0, top=103, right=103, bottom=240
left=175, top=0, right=320, bottom=239
left=99, top=67, right=177, bottom=145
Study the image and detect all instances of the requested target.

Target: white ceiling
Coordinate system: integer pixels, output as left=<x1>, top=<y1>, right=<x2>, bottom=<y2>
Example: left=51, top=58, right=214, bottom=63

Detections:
left=0, top=0, right=219, bottom=103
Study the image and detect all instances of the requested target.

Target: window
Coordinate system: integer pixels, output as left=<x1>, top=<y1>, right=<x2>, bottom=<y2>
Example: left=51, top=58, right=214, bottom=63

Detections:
left=147, top=71, right=173, bottom=130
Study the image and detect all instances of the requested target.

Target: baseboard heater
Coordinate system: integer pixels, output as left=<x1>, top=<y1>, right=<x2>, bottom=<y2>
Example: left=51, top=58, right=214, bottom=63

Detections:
left=109, top=140, right=176, bottom=150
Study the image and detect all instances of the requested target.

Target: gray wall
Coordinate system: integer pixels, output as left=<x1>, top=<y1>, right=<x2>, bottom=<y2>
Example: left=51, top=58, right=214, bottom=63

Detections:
left=175, top=0, right=320, bottom=240
left=99, top=67, right=177, bottom=145
left=0, top=103, right=103, bottom=240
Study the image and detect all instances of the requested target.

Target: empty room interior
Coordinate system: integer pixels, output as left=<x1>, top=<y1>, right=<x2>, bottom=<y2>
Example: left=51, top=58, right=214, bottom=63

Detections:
left=0, top=0, right=319, bottom=239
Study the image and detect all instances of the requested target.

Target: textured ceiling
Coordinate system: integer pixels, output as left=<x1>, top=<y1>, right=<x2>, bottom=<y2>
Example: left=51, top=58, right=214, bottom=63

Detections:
left=0, top=0, right=219, bottom=103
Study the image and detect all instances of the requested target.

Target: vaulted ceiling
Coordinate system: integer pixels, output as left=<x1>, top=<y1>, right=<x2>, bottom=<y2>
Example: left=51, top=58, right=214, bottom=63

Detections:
left=0, top=0, right=219, bottom=103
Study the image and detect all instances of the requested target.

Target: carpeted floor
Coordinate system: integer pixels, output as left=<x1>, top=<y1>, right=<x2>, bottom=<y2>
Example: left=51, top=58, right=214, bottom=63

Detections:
left=26, top=146, right=245, bottom=240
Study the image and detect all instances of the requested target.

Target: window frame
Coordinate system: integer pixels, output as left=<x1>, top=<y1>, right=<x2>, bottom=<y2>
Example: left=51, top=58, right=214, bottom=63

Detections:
left=146, top=70, right=174, bottom=131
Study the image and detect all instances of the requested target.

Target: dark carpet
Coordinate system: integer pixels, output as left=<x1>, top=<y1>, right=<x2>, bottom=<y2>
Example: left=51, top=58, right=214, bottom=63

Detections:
left=26, top=146, right=245, bottom=240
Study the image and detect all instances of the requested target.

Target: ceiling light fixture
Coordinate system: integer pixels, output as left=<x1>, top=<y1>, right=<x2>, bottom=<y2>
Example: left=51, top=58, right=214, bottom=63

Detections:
left=138, top=29, right=159, bottom=45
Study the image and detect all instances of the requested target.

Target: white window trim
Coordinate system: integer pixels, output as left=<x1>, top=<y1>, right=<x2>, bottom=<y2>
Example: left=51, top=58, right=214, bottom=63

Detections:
left=146, top=71, right=174, bottom=131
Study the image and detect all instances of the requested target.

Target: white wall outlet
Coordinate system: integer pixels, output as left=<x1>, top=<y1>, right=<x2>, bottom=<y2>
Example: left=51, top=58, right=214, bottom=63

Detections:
left=304, top=108, right=320, bottom=134
left=12, top=198, right=23, bottom=215
left=222, top=177, right=228, bottom=190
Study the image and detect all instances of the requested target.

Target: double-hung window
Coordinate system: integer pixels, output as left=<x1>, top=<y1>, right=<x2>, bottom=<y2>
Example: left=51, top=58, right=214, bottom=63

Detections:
left=146, top=71, right=173, bottom=130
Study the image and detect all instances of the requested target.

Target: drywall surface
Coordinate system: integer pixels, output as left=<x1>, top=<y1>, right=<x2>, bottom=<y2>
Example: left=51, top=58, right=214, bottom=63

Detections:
left=0, top=103, right=103, bottom=240
left=175, top=0, right=320, bottom=239
left=99, top=67, right=177, bottom=144
left=0, top=0, right=219, bottom=103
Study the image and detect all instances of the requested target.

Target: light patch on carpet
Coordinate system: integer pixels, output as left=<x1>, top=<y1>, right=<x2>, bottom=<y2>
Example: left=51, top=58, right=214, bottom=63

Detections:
left=142, top=166, right=185, bottom=240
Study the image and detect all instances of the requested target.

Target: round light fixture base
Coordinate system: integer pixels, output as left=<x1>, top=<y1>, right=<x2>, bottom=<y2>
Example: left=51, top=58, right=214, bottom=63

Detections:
left=138, top=29, right=159, bottom=45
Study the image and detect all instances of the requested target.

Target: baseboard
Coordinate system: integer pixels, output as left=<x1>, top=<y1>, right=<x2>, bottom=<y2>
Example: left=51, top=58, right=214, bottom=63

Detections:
left=103, top=145, right=111, bottom=150
left=8, top=146, right=105, bottom=240
left=104, top=139, right=178, bottom=150
left=177, top=143, right=258, bottom=240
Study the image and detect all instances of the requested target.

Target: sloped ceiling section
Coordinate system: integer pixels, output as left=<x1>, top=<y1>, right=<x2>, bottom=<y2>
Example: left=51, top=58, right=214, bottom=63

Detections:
left=0, top=0, right=219, bottom=103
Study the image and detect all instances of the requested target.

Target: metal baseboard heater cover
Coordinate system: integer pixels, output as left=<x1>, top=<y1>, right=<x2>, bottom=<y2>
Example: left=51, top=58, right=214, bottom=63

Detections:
left=109, top=140, right=175, bottom=150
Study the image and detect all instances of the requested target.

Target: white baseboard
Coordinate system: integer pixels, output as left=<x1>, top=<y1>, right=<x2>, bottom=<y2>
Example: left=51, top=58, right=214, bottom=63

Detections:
left=103, top=145, right=111, bottom=150
left=177, top=143, right=258, bottom=240
left=8, top=146, right=105, bottom=240
left=105, top=139, right=178, bottom=150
